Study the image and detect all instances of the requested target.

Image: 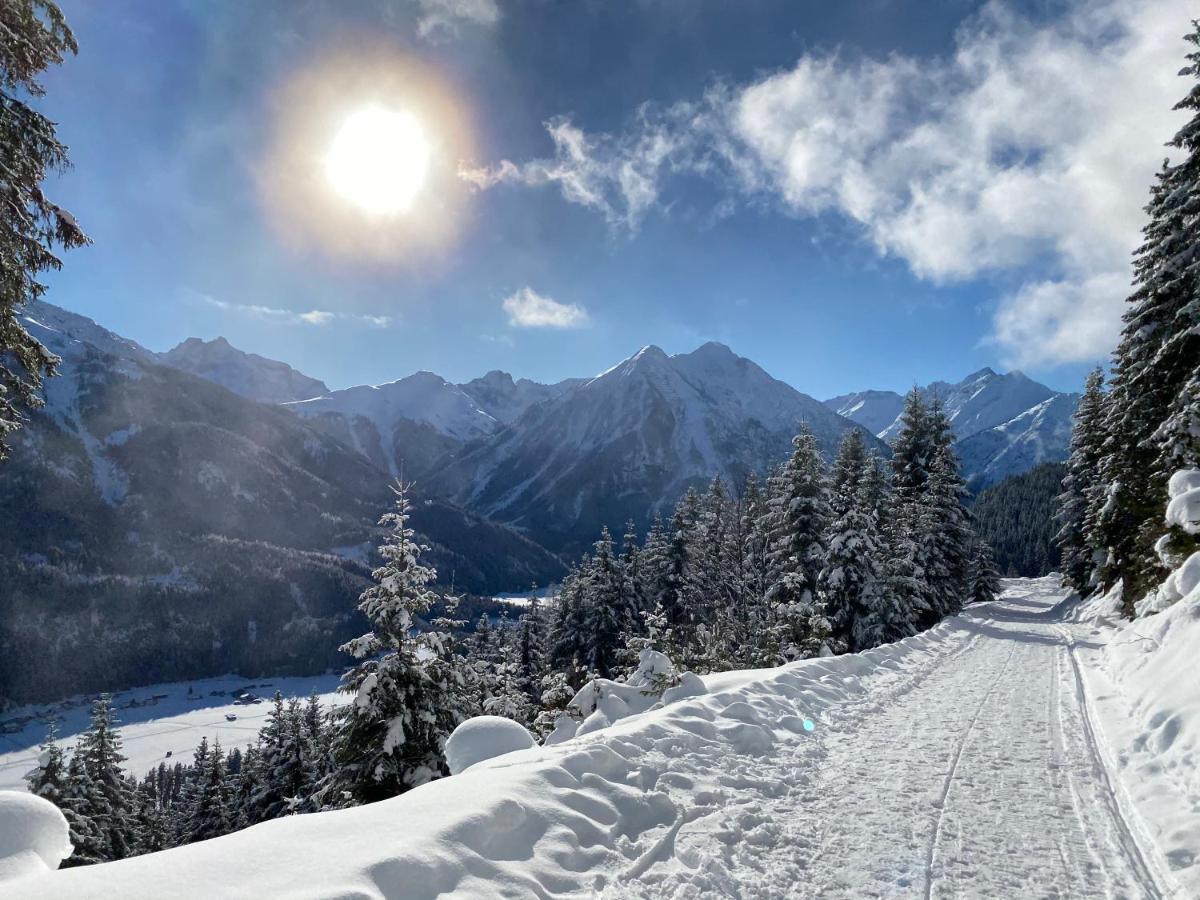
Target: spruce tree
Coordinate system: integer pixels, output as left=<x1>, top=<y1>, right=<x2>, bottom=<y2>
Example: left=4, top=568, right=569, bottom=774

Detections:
left=25, top=719, right=68, bottom=807
left=967, top=539, right=1002, bottom=606
left=0, top=0, right=89, bottom=459
left=77, top=695, right=135, bottom=860
left=60, top=748, right=107, bottom=866
left=763, top=425, right=834, bottom=660
left=820, top=430, right=887, bottom=651
left=920, top=444, right=972, bottom=621
left=181, top=739, right=231, bottom=843
left=581, top=526, right=625, bottom=677
left=890, top=388, right=934, bottom=503
left=328, top=479, right=476, bottom=804
left=1094, top=23, right=1200, bottom=608
left=1055, top=368, right=1108, bottom=593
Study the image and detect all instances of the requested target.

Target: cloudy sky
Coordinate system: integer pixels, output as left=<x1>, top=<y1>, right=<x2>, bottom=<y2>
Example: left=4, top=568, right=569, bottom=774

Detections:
left=38, top=0, right=1190, bottom=397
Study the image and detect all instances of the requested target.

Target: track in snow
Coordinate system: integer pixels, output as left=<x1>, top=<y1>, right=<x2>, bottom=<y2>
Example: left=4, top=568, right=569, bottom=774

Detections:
left=625, top=579, right=1166, bottom=899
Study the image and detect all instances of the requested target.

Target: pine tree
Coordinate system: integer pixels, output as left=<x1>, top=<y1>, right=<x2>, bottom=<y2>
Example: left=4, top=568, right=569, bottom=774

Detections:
left=920, top=443, right=972, bottom=621
left=546, top=563, right=590, bottom=683
left=515, top=588, right=547, bottom=699
left=1093, top=23, right=1200, bottom=608
left=1055, top=368, right=1108, bottom=593
left=59, top=748, right=107, bottom=866
left=25, top=719, right=68, bottom=807
left=0, top=0, right=89, bottom=459
left=820, top=430, right=887, bottom=652
left=328, top=479, right=476, bottom=805
left=763, top=425, right=835, bottom=661
left=581, top=526, right=625, bottom=677
left=181, top=739, right=231, bottom=843
left=967, top=539, right=1002, bottom=606
left=77, top=694, right=136, bottom=860
left=890, top=388, right=934, bottom=504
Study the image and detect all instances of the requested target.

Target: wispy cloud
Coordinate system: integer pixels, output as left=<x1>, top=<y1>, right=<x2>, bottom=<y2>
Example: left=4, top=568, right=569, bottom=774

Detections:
left=415, top=0, right=499, bottom=41
left=502, top=287, right=590, bottom=329
left=461, top=0, right=1187, bottom=368
left=189, top=292, right=393, bottom=328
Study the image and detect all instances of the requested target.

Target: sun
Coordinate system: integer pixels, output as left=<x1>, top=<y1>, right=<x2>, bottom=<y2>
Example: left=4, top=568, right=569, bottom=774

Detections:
left=325, top=106, right=431, bottom=216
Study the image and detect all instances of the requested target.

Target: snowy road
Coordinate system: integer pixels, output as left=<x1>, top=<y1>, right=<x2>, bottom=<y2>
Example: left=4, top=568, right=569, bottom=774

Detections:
left=623, top=580, right=1170, bottom=898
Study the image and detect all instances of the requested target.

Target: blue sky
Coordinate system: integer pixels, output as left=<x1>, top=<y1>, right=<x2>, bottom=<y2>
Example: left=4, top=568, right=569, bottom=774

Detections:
left=36, top=0, right=1189, bottom=397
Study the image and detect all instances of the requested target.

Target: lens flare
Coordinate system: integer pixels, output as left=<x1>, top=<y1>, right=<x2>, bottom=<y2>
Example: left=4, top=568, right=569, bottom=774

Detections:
left=803, top=719, right=815, bottom=732
left=256, top=40, right=476, bottom=266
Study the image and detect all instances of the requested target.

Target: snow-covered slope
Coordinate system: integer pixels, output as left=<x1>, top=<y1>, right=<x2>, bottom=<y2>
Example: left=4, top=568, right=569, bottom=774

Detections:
left=431, top=342, right=885, bottom=555
left=283, top=372, right=501, bottom=478
left=22, top=301, right=157, bottom=366
left=159, top=337, right=329, bottom=404
left=955, top=393, right=1078, bottom=488
left=824, top=389, right=905, bottom=436
left=458, top=370, right=581, bottom=424
left=0, top=675, right=342, bottom=791
left=9, top=578, right=1194, bottom=898
left=826, top=368, right=1078, bottom=489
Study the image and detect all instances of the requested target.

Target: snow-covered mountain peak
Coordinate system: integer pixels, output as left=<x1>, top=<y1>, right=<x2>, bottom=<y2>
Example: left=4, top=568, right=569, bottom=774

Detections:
left=826, top=367, right=1079, bottom=489
left=20, top=300, right=156, bottom=364
left=159, top=334, right=329, bottom=404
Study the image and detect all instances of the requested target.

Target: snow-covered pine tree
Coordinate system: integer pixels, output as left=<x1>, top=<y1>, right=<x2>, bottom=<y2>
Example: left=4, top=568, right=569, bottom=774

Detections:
left=738, top=472, right=776, bottom=666
left=920, top=443, right=972, bottom=622
left=820, top=429, right=886, bottom=652
left=229, top=744, right=261, bottom=828
left=1055, top=368, right=1109, bottom=594
left=890, top=388, right=934, bottom=504
left=0, top=0, right=89, bottom=459
left=581, top=526, right=626, bottom=678
left=546, top=563, right=590, bottom=684
left=25, top=719, right=68, bottom=808
left=328, top=479, right=476, bottom=804
left=59, top=748, right=107, bottom=866
left=482, top=626, right=535, bottom=727
left=515, top=587, right=547, bottom=700
left=763, top=425, right=835, bottom=661
left=181, top=739, right=231, bottom=843
left=246, top=694, right=290, bottom=823
left=1093, top=23, right=1200, bottom=608
left=641, top=490, right=703, bottom=667
left=967, top=538, right=1002, bottom=606
left=77, top=694, right=136, bottom=860
left=131, top=774, right=169, bottom=854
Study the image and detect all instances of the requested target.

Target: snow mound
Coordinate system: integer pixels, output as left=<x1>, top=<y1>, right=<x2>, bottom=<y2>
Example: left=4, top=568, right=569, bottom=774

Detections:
left=0, top=792, right=72, bottom=883
left=444, top=716, right=537, bottom=775
left=543, top=648, right=696, bottom=745
left=1165, top=468, right=1200, bottom=535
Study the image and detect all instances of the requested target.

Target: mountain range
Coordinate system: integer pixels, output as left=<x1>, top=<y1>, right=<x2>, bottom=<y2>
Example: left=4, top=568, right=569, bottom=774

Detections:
left=826, top=368, right=1079, bottom=489
left=1, top=301, right=1079, bottom=702
left=0, top=303, right=564, bottom=706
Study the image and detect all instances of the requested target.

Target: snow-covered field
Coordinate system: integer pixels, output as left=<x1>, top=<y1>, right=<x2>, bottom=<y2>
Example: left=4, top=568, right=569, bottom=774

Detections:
left=6, top=577, right=1198, bottom=898
left=0, top=674, right=342, bottom=791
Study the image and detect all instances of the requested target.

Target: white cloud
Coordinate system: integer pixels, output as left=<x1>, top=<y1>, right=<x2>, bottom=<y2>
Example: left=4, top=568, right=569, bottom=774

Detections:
left=462, top=0, right=1189, bottom=367
left=415, top=0, right=499, bottom=41
left=191, top=293, right=392, bottom=329
left=502, top=287, right=589, bottom=329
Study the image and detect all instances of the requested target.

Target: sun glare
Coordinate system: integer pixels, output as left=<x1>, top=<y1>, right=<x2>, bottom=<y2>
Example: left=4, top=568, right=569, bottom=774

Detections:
left=325, top=106, right=431, bottom=215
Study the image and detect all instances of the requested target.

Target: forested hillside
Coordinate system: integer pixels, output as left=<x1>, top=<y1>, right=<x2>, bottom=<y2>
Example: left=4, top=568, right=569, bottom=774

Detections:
left=970, top=463, right=1064, bottom=576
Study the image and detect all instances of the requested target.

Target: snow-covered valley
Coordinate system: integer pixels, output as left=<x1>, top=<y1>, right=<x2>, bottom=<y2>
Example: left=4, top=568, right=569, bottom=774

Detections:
left=0, top=675, right=343, bottom=792
left=6, top=577, right=1196, bottom=898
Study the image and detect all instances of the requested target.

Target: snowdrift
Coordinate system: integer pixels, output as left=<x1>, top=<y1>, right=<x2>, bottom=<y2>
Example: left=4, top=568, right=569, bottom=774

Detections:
left=1074, top=553, right=1200, bottom=894
left=2, top=614, right=983, bottom=898
left=0, top=792, right=72, bottom=882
